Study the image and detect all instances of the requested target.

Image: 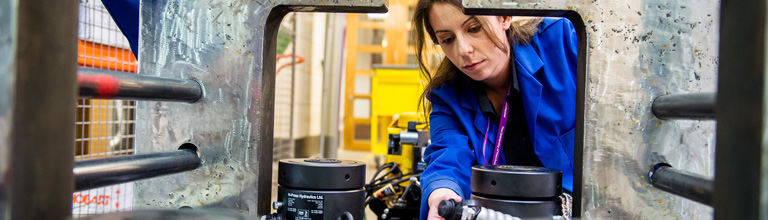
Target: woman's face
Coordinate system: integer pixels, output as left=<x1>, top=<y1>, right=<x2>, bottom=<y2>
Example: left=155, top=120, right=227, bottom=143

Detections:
left=428, top=2, right=511, bottom=84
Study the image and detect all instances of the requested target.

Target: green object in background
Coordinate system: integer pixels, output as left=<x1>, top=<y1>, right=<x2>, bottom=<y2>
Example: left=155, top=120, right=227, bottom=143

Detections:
left=276, top=29, right=292, bottom=55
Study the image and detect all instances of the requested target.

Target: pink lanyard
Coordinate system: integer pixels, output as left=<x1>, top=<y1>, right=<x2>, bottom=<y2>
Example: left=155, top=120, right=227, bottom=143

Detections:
left=482, top=80, right=513, bottom=165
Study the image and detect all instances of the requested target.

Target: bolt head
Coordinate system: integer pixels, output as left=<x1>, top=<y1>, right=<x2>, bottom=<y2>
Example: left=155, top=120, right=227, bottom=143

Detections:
left=272, top=201, right=283, bottom=209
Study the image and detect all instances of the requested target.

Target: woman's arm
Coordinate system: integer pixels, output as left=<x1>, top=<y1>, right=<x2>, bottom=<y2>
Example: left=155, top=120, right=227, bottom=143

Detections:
left=419, top=89, right=478, bottom=220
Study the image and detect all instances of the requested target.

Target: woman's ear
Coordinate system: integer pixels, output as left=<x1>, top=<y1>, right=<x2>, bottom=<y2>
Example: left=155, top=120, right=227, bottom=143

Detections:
left=501, top=16, right=512, bottom=31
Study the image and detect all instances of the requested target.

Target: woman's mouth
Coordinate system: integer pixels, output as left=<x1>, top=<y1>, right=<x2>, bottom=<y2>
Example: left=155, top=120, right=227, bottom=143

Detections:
left=463, top=60, right=483, bottom=71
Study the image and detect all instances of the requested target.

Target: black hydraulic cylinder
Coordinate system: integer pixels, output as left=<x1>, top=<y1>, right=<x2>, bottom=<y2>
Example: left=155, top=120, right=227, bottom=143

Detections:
left=74, top=149, right=201, bottom=191
left=649, top=163, right=713, bottom=206
left=652, top=92, right=715, bottom=120
left=78, top=67, right=203, bottom=102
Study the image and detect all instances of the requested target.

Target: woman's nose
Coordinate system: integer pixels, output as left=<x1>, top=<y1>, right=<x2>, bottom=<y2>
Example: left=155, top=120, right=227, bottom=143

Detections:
left=457, top=36, right=473, bottom=56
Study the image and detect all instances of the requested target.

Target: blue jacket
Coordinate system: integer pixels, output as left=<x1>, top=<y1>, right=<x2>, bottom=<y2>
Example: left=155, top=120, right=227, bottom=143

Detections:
left=420, top=17, right=577, bottom=219
left=101, top=0, right=140, bottom=58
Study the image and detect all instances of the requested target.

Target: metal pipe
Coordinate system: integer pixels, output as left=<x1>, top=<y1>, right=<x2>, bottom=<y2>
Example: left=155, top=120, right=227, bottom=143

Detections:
left=649, top=163, right=713, bottom=206
left=78, top=67, right=203, bottom=102
left=74, top=149, right=201, bottom=191
left=399, top=131, right=420, bottom=145
left=652, top=92, right=716, bottom=120
left=290, top=13, right=297, bottom=156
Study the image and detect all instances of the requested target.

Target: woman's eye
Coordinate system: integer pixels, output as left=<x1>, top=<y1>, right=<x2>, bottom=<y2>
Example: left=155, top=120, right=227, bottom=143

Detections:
left=440, top=37, right=454, bottom=44
left=468, top=25, right=481, bottom=33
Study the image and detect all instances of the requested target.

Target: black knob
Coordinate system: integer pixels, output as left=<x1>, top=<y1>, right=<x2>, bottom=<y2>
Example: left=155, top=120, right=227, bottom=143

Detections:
left=437, top=199, right=461, bottom=220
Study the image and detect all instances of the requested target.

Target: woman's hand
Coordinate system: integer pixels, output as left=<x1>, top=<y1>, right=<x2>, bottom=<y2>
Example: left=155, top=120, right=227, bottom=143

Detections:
left=427, top=188, right=462, bottom=220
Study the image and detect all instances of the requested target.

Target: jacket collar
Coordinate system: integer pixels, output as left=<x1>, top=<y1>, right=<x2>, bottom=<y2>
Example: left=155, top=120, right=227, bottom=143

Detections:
left=514, top=41, right=544, bottom=141
left=514, top=43, right=544, bottom=77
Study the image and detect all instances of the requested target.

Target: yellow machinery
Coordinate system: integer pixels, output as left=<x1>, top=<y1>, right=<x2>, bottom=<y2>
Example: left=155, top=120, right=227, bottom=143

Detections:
left=370, top=65, right=424, bottom=155
left=385, top=112, right=429, bottom=177
left=365, top=64, right=430, bottom=220
left=366, top=112, right=429, bottom=220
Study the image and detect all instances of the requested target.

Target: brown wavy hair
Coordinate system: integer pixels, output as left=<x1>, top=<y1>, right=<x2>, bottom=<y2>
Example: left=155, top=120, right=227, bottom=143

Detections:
left=412, top=0, right=542, bottom=120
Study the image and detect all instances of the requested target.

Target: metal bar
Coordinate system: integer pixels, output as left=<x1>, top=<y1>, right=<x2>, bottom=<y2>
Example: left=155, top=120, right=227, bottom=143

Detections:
left=715, top=0, right=768, bottom=218
left=74, top=149, right=201, bottom=191
left=652, top=92, right=716, bottom=120
left=78, top=67, right=203, bottom=102
left=290, top=13, right=297, bottom=159
left=649, top=163, right=713, bottom=206
left=7, top=0, right=79, bottom=219
left=320, top=14, right=345, bottom=159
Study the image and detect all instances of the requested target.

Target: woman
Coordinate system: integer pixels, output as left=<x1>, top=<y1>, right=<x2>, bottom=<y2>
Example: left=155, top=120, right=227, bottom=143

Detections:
left=411, top=0, right=577, bottom=219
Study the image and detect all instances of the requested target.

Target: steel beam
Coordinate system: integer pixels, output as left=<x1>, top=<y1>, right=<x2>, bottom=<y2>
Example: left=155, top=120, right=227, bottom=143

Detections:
left=74, top=149, right=201, bottom=191
left=714, top=0, right=768, bottom=219
left=3, top=0, right=79, bottom=219
left=78, top=67, right=203, bottom=102
left=652, top=93, right=716, bottom=120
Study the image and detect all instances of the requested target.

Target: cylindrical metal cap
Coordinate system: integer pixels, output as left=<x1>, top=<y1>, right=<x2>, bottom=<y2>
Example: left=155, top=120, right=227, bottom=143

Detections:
left=471, top=165, right=562, bottom=199
left=278, top=158, right=366, bottom=190
left=470, top=194, right=560, bottom=218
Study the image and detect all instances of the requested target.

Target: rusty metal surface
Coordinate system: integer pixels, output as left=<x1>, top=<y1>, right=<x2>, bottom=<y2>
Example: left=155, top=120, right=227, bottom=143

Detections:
left=463, top=0, right=718, bottom=219
left=135, top=0, right=386, bottom=217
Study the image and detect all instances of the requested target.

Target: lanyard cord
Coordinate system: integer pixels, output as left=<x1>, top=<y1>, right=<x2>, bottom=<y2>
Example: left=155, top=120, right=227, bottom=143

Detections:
left=482, top=120, right=490, bottom=165
left=482, top=81, right=512, bottom=165
left=482, top=49, right=517, bottom=165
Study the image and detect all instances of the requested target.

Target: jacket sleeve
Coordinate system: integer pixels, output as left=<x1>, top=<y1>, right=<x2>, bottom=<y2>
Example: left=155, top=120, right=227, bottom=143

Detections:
left=534, top=17, right=578, bottom=192
left=419, top=89, right=477, bottom=220
left=557, top=17, right=578, bottom=192
left=101, top=0, right=140, bottom=58
left=562, top=18, right=578, bottom=84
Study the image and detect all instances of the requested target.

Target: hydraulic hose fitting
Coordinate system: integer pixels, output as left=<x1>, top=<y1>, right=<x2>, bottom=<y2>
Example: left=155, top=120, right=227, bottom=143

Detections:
left=438, top=199, right=521, bottom=220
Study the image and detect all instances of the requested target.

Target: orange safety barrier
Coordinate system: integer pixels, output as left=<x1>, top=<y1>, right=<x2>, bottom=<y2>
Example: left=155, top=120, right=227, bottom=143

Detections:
left=78, top=40, right=137, bottom=73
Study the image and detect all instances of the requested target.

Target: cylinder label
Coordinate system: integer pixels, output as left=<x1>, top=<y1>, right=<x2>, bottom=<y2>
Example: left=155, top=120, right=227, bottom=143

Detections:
left=286, top=192, right=324, bottom=220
